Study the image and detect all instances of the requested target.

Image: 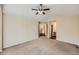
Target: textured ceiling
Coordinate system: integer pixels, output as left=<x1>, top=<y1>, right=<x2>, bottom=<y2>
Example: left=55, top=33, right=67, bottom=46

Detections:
left=3, top=4, right=79, bottom=20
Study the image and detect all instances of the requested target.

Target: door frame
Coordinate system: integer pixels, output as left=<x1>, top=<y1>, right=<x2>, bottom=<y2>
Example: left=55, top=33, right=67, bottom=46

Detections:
left=0, top=4, right=3, bottom=52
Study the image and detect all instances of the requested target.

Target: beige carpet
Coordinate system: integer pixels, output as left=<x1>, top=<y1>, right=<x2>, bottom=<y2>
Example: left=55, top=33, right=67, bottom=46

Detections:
left=0, top=37, right=79, bottom=55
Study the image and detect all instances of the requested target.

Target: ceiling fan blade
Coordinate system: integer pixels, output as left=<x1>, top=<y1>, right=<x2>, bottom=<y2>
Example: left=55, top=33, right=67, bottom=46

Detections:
left=42, top=12, right=45, bottom=15
left=36, top=12, right=38, bottom=15
left=40, top=4, right=43, bottom=7
left=43, top=8, right=50, bottom=11
left=32, top=8, right=38, bottom=11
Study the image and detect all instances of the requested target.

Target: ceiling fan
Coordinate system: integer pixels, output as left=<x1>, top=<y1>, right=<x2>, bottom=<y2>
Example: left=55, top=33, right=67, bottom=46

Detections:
left=32, top=4, right=50, bottom=15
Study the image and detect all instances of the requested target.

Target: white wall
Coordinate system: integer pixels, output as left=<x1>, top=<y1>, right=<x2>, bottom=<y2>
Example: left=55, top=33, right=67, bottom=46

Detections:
left=0, top=5, right=2, bottom=51
left=3, top=15, right=79, bottom=48
left=56, top=16, right=79, bottom=45
left=3, top=15, right=38, bottom=48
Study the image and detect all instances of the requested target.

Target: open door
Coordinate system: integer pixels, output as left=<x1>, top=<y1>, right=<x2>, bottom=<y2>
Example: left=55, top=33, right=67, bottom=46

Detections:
left=0, top=5, right=2, bottom=52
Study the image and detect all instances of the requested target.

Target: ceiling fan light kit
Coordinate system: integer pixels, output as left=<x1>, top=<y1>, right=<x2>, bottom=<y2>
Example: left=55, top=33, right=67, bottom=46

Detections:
left=32, top=4, right=50, bottom=15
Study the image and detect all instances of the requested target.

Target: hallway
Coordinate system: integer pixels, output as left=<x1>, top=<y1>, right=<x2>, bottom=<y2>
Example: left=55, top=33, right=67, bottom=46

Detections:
left=0, top=37, right=79, bottom=55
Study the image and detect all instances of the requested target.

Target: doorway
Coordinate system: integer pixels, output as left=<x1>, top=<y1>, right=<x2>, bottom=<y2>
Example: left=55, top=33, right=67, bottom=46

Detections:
left=38, top=22, right=48, bottom=37
left=49, top=21, right=56, bottom=39
left=38, top=21, right=56, bottom=39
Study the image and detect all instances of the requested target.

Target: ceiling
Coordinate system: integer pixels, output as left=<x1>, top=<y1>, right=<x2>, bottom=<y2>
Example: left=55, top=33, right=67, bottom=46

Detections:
left=3, top=4, right=79, bottom=20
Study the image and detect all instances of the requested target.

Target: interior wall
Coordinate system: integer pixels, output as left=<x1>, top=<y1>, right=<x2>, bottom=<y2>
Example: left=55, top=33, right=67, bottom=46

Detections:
left=3, top=15, right=38, bottom=48
left=39, top=23, right=45, bottom=34
left=56, top=16, right=79, bottom=45
left=2, top=15, right=79, bottom=48
left=0, top=5, right=2, bottom=51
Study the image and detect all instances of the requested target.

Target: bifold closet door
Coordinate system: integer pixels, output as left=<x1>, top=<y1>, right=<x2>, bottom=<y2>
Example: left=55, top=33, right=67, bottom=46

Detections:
left=0, top=5, right=2, bottom=52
